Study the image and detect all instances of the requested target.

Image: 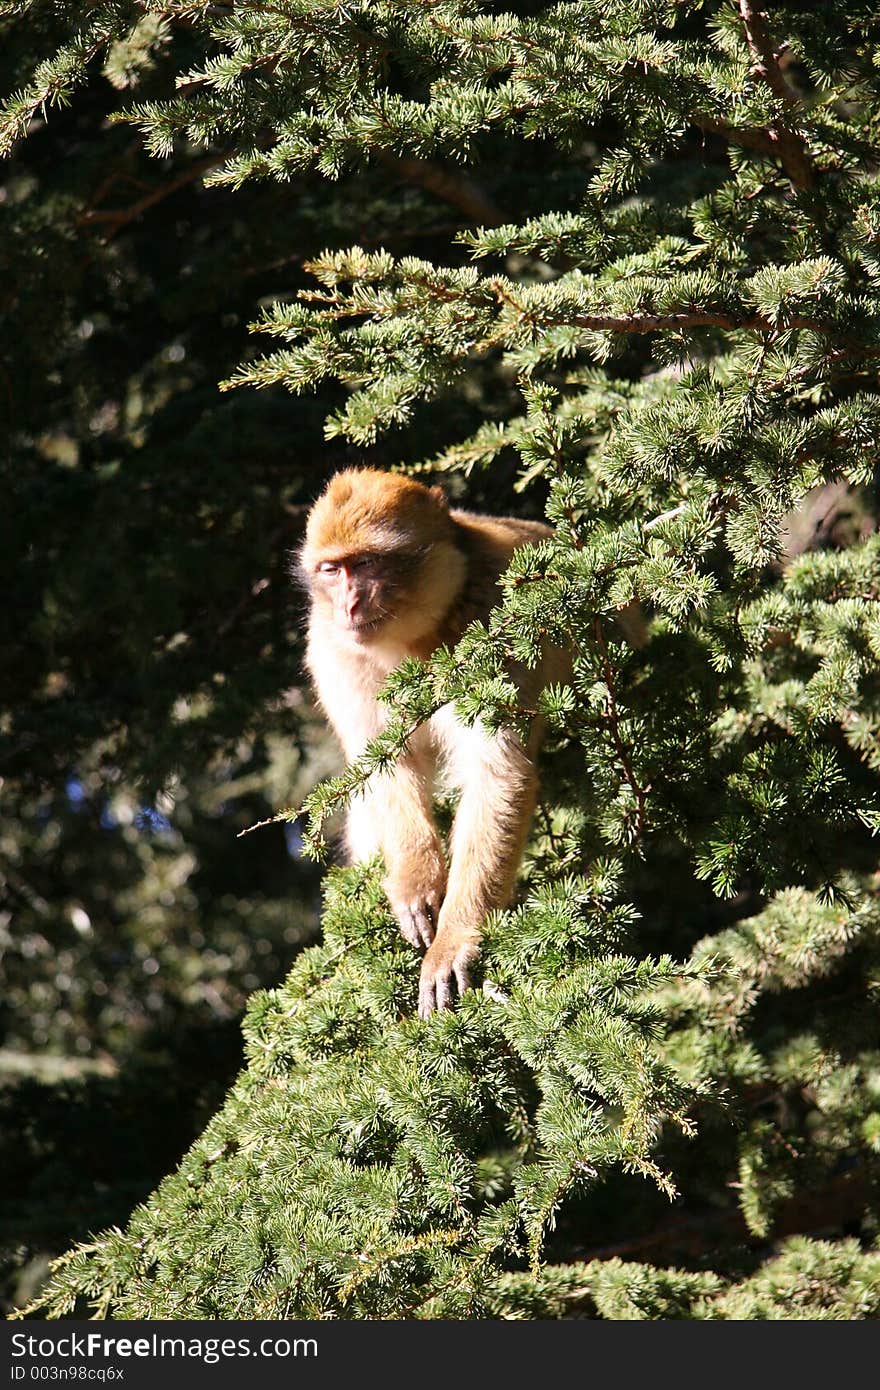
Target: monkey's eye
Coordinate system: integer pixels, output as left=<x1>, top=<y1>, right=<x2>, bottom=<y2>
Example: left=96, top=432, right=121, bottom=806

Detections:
left=318, top=562, right=340, bottom=575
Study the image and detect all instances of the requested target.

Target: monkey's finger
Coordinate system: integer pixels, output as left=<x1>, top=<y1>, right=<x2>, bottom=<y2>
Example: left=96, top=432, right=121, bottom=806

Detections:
left=453, top=961, right=471, bottom=997
left=434, top=972, right=454, bottom=1012
left=418, top=976, right=437, bottom=1020
left=398, top=911, right=422, bottom=950
left=412, top=904, right=436, bottom=949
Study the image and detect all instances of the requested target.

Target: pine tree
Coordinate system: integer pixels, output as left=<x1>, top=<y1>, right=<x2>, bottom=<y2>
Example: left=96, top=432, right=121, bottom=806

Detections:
left=6, top=1, right=880, bottom=1318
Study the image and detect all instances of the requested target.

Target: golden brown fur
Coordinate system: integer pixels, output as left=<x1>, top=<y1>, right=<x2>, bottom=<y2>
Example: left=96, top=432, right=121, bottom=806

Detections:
left=300, top=468, right=560, bottom=1016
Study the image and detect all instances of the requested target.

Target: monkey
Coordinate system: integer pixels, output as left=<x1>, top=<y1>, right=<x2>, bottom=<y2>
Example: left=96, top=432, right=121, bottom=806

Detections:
left=299, top=467, right=566, bottom=1018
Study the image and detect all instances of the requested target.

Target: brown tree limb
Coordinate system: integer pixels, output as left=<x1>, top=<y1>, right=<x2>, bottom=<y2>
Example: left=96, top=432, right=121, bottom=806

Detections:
left=570, top=1169, right=871, bottom=1271
left=567, top=308, right=822, bottom=335
left=693, top=111, right=788, bottom=162
left=76, top=152, right=227, bottom=238
left=80, top=138, right=145, bottom=216
left=211, top=509, right=309, bottom=646
left=312, top=272, right=839, bottom=341
left=738, top=0, right=802, bottom=106
left=378, top=152, right=505, bottom=227
left=737, top=1, right=818, bottom=190
left=487, top=275, right=829, bottom=337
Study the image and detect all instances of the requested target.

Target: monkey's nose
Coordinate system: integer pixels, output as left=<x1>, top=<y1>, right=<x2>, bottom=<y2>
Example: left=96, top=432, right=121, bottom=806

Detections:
left=345, top=591, right=362, bottom=621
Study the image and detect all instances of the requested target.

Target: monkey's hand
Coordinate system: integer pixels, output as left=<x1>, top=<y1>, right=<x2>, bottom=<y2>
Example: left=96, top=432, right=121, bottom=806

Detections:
left=385, top=856, right=447, bottom=953
left=418, top=927, right=478, bottom=1019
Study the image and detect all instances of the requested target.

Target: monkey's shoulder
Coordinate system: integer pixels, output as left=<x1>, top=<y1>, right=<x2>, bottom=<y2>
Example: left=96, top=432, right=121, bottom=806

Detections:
left=439, top=509, right=552, bottom=636
left=450, top=508, right=553, bottom=557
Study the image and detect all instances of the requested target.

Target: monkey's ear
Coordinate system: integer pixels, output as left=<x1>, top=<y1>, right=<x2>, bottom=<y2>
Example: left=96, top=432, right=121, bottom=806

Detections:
left=428, top=484, right=449, bottom=510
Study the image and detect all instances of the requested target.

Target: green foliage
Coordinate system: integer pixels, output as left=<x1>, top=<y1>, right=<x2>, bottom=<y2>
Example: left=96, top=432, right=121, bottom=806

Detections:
left=27, top=863, right=880, bottom=1319
left=19, top=863, right=716, bottom=1317
left=488, top=1239, right=880, bottom=1318
left=5, top=0, right=880, bottom=1319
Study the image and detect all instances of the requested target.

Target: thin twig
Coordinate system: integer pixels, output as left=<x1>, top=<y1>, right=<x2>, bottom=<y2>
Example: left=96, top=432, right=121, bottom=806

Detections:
left=592, top=616, right=649, bottom=839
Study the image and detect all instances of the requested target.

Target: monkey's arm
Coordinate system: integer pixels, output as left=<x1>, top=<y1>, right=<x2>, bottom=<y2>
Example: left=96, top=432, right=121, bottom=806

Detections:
left=347, top=747, right=447, bottom=951
left=307, top=639, right=447, bottom=951
left=418, top=723, right=538, bottom=1017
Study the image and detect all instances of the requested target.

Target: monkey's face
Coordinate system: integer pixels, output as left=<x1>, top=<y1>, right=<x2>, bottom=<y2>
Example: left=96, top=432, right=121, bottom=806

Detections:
left=301, top=469, right=468, bottom=652
left=312, top=551, right=420, bottom=642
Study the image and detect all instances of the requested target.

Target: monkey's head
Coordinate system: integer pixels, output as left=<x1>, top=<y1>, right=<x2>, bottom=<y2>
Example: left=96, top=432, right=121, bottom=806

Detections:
left=300, top=469, right=467, bottom=649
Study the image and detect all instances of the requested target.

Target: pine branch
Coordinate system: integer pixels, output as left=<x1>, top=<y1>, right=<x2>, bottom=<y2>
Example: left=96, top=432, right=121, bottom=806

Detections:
left=0, top=25, right=118, bottom=159
left=174, top=49, right=285, bottom=97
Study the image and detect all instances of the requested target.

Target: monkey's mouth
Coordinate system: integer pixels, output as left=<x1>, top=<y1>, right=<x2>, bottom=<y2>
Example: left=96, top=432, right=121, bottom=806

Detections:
left=349, top=617, right=384, bottom=638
